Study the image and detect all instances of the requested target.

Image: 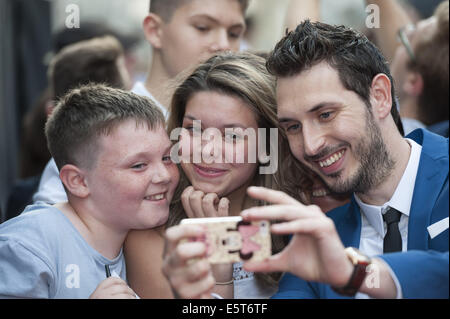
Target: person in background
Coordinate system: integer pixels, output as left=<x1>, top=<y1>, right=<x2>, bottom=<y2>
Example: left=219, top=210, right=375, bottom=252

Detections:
left=134, top=0, right=249, bottom=117
left=19, top=22, right=139, bottom=180
left=18, top=87, right=53, bottom=181
left=284, top=0, right=320, bottom=32
left=47, top=22, right=140, bottom=82
left=5, top=36, right=131, bottom=220
left=367, top=0, right=449, bottom=136
left=30, top=36, right=132, bottom=206
left=5, top=88, right=53, bottom=221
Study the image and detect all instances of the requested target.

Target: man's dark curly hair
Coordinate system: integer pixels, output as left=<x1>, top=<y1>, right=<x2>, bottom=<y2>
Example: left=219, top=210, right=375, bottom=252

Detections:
left=267, top=20, right=404, bottom=136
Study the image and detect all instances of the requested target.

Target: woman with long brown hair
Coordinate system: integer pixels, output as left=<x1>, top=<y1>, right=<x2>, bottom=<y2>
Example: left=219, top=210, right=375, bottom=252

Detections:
left=124, top=51, right=307, bottom=298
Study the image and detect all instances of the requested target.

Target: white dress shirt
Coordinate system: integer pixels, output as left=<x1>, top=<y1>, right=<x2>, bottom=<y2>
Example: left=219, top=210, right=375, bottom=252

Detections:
left=354, top=138, right=422, bottom=299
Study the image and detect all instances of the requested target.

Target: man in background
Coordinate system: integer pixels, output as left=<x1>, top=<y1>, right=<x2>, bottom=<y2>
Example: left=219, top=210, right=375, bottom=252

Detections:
left=133, top=0, right=248, bottom=116
left=30, top=36, right=132, bottom=206
left=367, top=0, right=449, bottom=136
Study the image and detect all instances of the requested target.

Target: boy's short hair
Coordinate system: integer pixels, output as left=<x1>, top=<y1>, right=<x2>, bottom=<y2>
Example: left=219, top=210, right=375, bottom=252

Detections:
left=48, top=36, right=127, bottom=99
left=45, top=84, right=165, bottom=171
left=149, top=0, right=249, bottom=22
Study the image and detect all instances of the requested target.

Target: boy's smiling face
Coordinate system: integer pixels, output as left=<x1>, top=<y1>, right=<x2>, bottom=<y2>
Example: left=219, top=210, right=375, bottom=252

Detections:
left=85, top=120, right=179, bottom=231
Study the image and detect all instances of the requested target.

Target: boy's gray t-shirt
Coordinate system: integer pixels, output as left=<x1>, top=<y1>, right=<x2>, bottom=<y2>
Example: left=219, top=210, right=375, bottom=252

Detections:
left=0, top=204, right=126, bottom=298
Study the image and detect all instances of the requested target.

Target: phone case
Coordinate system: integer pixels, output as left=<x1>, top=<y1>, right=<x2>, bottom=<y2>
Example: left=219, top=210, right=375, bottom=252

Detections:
left=180, top=216, right=271, bottom=264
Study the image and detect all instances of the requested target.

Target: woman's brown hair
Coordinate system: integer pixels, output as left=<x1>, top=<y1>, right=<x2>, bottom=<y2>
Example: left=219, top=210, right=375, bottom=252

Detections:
left=165, top=51, right=311, bottom=288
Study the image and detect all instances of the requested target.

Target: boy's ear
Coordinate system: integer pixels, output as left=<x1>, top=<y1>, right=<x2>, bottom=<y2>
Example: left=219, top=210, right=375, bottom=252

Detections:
left=403, top=71, right=424, bottom=98
left=143, top=13, right=164, bottom=49
left=59, top=164, right=90, bottom=198
left=370, top=73, right=393, bottom=120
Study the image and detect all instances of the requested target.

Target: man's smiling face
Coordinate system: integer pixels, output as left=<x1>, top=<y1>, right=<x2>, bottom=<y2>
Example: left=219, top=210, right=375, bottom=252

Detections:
left=277, top=62, right=394, bottom=195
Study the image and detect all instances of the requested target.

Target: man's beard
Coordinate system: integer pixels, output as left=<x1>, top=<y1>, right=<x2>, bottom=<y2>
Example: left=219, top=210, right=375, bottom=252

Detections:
left=313, top=109, right=396, bottom=195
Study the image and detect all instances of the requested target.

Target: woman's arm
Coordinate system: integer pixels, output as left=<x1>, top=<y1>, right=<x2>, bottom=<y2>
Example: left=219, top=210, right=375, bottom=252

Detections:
left=124, top=226, right=174, bottom=298
left=211, top=264, right=234, bottom=299
left=284, top=0, right=320, bottom=32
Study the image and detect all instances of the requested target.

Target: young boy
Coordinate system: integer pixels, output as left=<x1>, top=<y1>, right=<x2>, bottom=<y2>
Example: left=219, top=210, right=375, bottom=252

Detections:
left=134, top=0, right=248, bottom=113
left=0, top=84, right=179, bottom=298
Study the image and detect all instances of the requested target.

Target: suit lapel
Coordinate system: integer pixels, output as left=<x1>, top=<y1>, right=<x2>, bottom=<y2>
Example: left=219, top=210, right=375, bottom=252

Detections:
left=407, top=130, right=449, bottom=250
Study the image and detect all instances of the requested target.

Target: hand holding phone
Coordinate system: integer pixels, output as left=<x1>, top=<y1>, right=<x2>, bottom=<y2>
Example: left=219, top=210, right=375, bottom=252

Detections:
left=180, top=216, right=272, bottom=264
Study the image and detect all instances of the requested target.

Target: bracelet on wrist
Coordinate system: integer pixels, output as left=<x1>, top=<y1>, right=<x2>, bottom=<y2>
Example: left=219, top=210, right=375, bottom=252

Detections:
left=215, top=279, right=234, bottom=285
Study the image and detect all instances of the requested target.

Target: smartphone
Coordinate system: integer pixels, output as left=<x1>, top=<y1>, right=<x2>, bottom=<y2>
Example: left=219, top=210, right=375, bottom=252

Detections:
left=180, top=216, right=271, bottom=264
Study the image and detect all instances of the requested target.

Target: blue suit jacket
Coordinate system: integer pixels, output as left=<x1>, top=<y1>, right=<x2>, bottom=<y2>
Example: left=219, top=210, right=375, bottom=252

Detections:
left=273, top=129, right=449, bottom=299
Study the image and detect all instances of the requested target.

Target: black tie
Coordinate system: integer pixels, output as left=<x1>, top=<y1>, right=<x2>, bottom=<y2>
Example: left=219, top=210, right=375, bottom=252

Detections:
left=383, top=207, right=403, bottom=253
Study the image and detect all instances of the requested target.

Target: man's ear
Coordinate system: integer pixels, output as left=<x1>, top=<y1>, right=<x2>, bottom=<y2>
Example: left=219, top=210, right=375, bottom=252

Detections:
left=59, top=164, right=90, bottom=198
left=370, top=74, right=393, bottom=120
left=142, top=13, right=164, bottom=49
left=403, top=71, right=424, bottom=98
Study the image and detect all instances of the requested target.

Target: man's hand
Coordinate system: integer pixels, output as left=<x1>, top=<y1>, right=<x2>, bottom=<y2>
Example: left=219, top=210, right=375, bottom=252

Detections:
left=241, top=186, right=354, bottom=288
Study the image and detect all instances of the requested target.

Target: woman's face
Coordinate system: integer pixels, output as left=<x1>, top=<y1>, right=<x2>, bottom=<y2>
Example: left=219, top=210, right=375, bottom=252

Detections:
left=179, top=91, right=259, bottom=197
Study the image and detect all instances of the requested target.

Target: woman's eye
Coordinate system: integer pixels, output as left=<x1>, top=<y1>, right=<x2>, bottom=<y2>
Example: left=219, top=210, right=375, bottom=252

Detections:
left=187, top=125, right=201, bottom=131
left=184, top=126, right=201, bottom=135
